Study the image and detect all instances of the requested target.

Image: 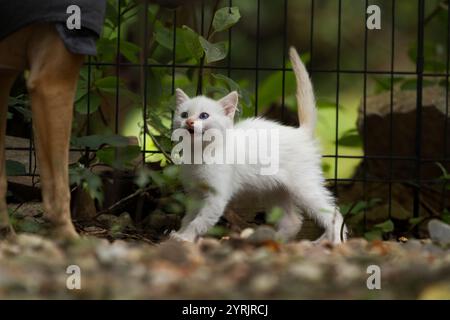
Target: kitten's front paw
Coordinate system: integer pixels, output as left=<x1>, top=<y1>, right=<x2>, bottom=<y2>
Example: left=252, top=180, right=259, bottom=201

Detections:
left=169, top=231, right=196, bottom=242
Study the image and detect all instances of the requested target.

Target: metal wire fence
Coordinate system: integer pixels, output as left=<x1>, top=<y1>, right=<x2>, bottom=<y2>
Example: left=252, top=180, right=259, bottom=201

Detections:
left=5, top=0, right=450, bottom=236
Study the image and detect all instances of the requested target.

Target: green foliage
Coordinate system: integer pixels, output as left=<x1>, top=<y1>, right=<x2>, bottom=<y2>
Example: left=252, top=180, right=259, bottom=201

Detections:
left=337, top=128, right=362, bottom=148
left=443, top=209, right=450, bottom=225
left=206, top=225, right=230, bottom=238
left=71, top=134, right=131, bottom=149
left=8, top=94, right=32, bottom=122
left=97, top=145, right=141, bottom=169
left=266, top=207, right=284, bottom=225
left=69, top=164, right=104, bottom=204
left=199, top=37, right=228, bottom=64
left=436, top=162, right=450, bottom=189
left=364, top=219, right=394, bottom=241
left=340, top=198, right=381, bottom=217
left=5, top=160, right=26, bottom=176
left=212, top=7, right=241, bottom=33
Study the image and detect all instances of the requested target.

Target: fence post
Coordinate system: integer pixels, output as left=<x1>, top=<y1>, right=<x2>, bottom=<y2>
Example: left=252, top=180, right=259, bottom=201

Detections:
left=413, top=0, right=425, bottom=220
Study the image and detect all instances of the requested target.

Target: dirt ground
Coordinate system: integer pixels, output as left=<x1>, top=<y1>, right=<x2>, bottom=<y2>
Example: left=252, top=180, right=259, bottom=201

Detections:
left=1, top=226, right=450, bottom=299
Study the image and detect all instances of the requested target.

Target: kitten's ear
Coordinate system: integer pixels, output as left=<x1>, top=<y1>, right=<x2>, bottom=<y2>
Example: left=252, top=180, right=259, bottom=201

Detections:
left=218, top=91, right=238, bottom=119
left=175, top=88, right=190, bottom=107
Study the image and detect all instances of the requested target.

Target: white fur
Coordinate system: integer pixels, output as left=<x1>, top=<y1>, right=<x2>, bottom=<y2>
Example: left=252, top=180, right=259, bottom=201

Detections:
left=171, top=48, right=347, bottom=244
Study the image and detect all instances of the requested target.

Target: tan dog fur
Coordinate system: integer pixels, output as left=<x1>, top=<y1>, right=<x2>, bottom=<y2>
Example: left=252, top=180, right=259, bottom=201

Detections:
left=0, top=23, right=84, bottom=239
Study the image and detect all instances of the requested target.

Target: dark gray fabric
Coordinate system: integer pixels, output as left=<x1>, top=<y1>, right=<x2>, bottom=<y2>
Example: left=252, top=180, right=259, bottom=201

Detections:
left=0, top=0, right=106, bottom=55
left=55, top=23, right=98, bottom=56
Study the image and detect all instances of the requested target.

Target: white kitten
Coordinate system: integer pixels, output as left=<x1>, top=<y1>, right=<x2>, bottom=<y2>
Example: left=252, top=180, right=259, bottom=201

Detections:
left=170, top=47, right=347, bottom=244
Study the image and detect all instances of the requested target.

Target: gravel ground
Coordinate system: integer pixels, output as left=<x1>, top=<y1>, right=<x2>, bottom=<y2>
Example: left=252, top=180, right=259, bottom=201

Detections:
left=0, top=228, right=449, bottom=299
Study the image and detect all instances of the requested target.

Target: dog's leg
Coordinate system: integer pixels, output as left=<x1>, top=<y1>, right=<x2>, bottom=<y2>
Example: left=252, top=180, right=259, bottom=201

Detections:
left=0, top=70, right=19, bottom=239
left=26, top=25, right=84, bottom=239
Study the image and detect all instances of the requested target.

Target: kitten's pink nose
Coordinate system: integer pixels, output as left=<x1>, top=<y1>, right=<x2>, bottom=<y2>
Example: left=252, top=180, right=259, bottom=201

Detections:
left=186, top=118, right=195, bottom=128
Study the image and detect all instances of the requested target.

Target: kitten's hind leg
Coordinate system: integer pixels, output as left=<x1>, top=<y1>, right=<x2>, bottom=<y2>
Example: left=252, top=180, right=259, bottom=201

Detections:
left=292, top=183, right=347, bottom=244
left=275, top=201, right=303, bottom=242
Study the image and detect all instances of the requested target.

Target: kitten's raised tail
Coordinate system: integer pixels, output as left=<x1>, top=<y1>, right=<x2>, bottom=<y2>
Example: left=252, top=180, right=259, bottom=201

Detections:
left=289, top=47, right=317, bottom=135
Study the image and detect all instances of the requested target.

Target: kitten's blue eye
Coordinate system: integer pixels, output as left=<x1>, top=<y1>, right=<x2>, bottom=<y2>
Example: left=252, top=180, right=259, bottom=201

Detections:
left=199, top=112, right=209, bottom=120
left=180, top=112, right=188, bottom=118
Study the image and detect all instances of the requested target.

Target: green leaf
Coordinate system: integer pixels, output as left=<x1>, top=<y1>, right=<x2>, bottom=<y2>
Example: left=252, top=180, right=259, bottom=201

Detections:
left=372, top=76, right=405, bottom=94
left=258, top=64, right=297, bottom=109
left=181, top=26, right=203, bottom=61
left=120, top=40, right=141, bottom=63
left=134, top=167, right=151, bottom=188
left=97, top=145, right=141, bottom=169
left=7, top=112, right=13, bottom=119
left=8, top=94, right=29, bottom=108
left=350, top=201, right=369, bottom=215
left=213, top=7, right=241, bottom=32
left=71, top=134, right=130, bottom=149
left=436, top=162, right=450, bottom=180
left=153, top=22, right=194, bottom=62
left=6, top=160, right=26, bottom=176
left=69, top=166, right=103, bottom=203
left=374, top=219, right=394, bottom=233
left=443, top=209, right=450, bottom=224
left=409, top=217, right=425, bottom=227
left=95, top=76, right=123, bottom=93
left=206, top=225, right=229, bottom=238
left=341, top=198, right=381, bottom=216
left=12, top=106, right=32, bottom=122
left=15, top=219, right=43, bottom=234
left=199, top=37, right=228, bottom=64
left=212, top=73, right=239, bottom=91
left=163, top=165, right=180, bottom=180
left=211, top=73, right=252, bottom=108
left=337, top=129, right=362, bottom=147
left=148, top=170, right=171, bottom=188
left=364, top=230, right=383, bottom=241
left=400, top=79, right=435, bottom=91
left=266, top=207, right=283, bottom=225
left=408, top=42, right=447, bottom=72
left=316, top=100, right=339, bottom=109
left=154, top=21, right=173, bottom=50
left=75, top=93, right=101, bottom=115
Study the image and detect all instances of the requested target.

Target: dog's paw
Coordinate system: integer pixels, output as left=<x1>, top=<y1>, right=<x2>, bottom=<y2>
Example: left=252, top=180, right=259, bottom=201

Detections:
left=0, top=225, right=15, bottom=240
left=50, top=223, right=80, bottom=245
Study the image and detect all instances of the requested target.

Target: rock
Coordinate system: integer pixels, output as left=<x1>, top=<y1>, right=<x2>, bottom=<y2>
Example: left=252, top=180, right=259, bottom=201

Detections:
left=357, top=86, right=450, bottom=181
left=116, top=212, right=135, bottom=229
left=157, top=239, right=203, bottom=266
left=11, top=234, right=65, bottom=262
left=347, top=87, right=450, bottom=234
left=95, top=240, right=130, bottom=264
left=288, top=262, right=323, bottom=281
left=249, top=274, right=278, bottom=294
left=240, top=228, right=255, bottom=239
left=419, top=282, right=450, bottom=300
left=198, top=237, right=221, bottom=253
left=428, top=219, right=450, bottom=246
left=247, top=226, right=276, bottom=244
left=96, top=214, right=119, bottom=227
